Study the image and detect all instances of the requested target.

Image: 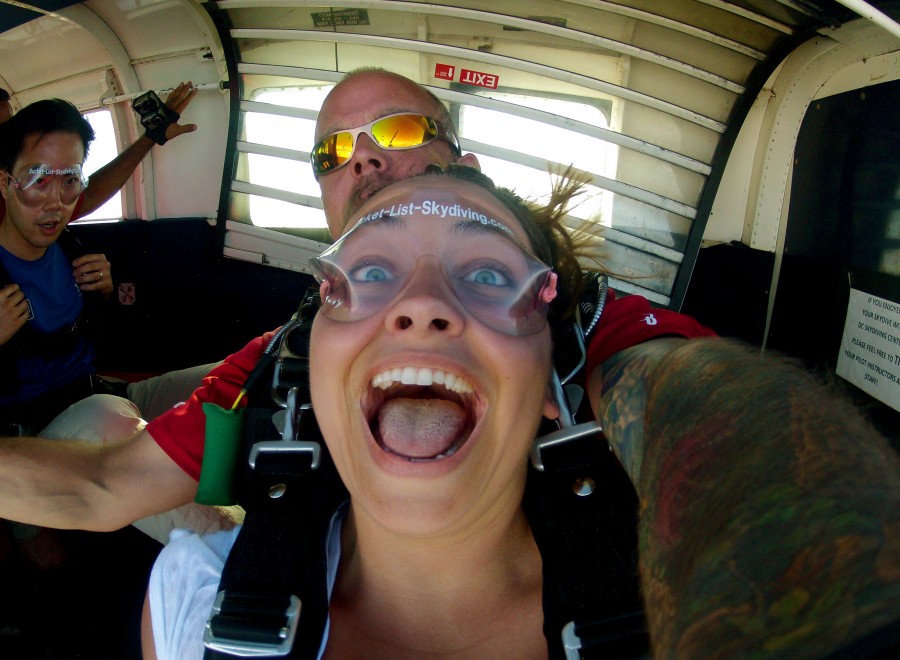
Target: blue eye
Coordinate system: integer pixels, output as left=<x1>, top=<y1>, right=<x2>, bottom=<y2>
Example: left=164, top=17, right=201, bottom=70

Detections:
left=352, top=263, right=393, bottom=283
left=463, top=266, right=511, bottom=287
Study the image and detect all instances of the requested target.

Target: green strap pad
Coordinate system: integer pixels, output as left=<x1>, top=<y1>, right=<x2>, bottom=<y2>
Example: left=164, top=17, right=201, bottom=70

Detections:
left=195, top=402, right=244, bottom=505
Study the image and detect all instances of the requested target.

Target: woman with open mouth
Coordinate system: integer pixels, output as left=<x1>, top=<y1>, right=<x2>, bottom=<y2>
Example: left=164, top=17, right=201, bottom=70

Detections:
left=144, top=166, right=900, bottom=660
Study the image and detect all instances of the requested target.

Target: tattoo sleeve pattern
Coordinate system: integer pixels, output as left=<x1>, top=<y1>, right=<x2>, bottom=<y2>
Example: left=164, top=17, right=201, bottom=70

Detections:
left=596, top=337, right=900, bottom=658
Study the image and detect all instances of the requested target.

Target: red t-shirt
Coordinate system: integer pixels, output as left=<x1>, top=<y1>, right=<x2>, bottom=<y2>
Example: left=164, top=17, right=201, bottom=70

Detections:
left=584, top=288, right=715, bottom=377
left=148, top=292, right=715, bottom=481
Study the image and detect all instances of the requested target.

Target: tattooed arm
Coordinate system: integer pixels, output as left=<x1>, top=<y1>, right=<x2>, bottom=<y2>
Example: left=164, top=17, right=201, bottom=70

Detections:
left=588, top=337, right=900, bottom=658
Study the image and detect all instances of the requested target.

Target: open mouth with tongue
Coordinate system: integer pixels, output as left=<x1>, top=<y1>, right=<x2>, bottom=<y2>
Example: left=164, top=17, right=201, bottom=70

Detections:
left=367, top=367, right=479, bottom=462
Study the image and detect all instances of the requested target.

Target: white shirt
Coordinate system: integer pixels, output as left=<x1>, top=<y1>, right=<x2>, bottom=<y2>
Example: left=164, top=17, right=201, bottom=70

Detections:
left=148, top=508, right=345, bottom=660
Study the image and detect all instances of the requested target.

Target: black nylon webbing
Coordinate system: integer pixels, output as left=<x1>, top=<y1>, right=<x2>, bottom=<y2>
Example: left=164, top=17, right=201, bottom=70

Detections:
left=204, top=290, right=352, bottom=660
left=204, top=441, right=347, bottom=660
left=524, top=433, right=648, bottom=659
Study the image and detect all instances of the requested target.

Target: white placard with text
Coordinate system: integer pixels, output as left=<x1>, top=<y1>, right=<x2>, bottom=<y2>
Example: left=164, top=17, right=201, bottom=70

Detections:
left=835, top=288, right=900, bottom=412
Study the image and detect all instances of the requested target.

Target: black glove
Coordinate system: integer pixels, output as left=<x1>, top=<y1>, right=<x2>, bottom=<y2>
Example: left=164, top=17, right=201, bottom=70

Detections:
left=132, top=90, right=179, bottom=146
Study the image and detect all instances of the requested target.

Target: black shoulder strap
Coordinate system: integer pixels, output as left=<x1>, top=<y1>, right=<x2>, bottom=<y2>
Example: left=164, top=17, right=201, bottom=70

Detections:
left=525, top=430, right=647, bottom=659
left=58, top=229, right=103, bottom=332
left=526, top=273, right=648, bottom=659
left=204, top=288, right=349, bottom=660
left=204, top=423, right=347, bottom=660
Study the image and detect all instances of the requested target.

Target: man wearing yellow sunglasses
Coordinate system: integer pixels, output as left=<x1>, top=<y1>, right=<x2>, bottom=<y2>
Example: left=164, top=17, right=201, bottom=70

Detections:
left=312, top=69, right=481, bottom=236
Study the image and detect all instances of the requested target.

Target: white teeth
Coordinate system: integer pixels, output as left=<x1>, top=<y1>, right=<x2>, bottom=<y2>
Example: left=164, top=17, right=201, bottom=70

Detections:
left=372, top=367, right=473, bottom=394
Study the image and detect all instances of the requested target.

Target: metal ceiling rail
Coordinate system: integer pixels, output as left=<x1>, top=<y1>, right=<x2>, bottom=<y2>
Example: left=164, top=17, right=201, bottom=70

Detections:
left=570, top=223, right=686, bottom=264
left=561, top=0, right=767, bottom=59
left=835, top=0, right=900, bottom=38
left=231, top=29, right=729, bottom=131
left=237, top=65, right=713, bottom=175
left=237, top=63, right=345, bottom=84
left=697, top=0, right=795, bottom=33
left=431, top=86, right=714, bottom=176
left=99, top=82, right=223, bottom=108
left=462, top=137, right=699, bottom=219
left=607, top=276, right=669, bottom=305
left=236, top=140, right=311, bottom=163
left=231, top=180, right=324, bottom=208
left=221, top=0, right=745, bottom=93
left=235, top=132, right=700, bottom=227
left=240, top=99, right=319, bottom=121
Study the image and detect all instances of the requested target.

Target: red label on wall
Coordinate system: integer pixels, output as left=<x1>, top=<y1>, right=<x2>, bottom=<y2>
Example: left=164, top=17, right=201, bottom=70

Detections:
left=460, top=68, right=499, bottom=89
left=434, top=63, right=455, bottom=81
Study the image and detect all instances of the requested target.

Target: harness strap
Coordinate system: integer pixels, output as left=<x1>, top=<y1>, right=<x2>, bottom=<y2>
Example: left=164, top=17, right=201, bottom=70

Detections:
left=524, top=431, right=647, bottom=659
left=204, top=288, right=349, bottom=659
left=204, top=425, right=347, bottom=659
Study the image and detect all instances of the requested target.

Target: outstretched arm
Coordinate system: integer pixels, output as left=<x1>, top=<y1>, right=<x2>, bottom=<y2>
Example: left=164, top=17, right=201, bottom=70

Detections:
left=588, top=337, right=900, bottom=657
left=77, top=81, right=198, bottom=218
left=0, top=427, right=198, bottom=531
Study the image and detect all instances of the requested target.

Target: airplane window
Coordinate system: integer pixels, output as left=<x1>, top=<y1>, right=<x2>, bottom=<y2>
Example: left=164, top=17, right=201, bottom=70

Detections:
left=77, top=109, right=121, bottom=222
left=459, top=95, right=614, bottom=226
left=245, top=86, right=332, bottom=229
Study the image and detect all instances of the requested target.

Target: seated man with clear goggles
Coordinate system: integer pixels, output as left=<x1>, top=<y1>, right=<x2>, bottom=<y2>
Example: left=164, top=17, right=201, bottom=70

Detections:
left=309, top=199, right=558, bottom=337
left=310, top=113, right=460, bottom=176
left=5, top=163, right=88, bottom=206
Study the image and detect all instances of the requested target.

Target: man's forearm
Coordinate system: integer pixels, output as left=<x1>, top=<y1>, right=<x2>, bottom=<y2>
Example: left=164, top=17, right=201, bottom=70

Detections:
left=590, top=337, right=900, bottom=657
left=79, top=134, right=154, bottom=217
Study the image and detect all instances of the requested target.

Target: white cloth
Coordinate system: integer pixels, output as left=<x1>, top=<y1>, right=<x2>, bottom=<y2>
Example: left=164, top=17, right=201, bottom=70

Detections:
left=149, top=508, right=345, bottom=660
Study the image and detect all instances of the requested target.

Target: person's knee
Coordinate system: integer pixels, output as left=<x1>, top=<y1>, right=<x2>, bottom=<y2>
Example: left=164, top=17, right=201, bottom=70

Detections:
left=127, top=361, right=222, bottom=420
left=39, top=394, right=145, bottom=443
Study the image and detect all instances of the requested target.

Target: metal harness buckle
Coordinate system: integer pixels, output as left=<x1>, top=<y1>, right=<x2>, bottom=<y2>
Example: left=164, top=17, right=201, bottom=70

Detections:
left=204, top=590, right=301, bottom=657
left=529, top=420, right=604, bottom=472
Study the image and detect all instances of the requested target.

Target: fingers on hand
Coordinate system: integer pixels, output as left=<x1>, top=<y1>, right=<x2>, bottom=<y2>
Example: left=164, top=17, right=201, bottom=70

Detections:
left=1, top=288, right=28, bottom=321
left=73, top=253, right=107, bottom=269
left=168, top=81, right=195, bottom=112
left=75, top=263, right=110, bottom=286
left=1, top=285, right=24, bottom=305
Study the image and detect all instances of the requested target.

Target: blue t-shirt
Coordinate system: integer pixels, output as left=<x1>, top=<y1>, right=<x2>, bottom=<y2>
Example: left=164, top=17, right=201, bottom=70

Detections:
left=0, top=242, right=96, bottom=405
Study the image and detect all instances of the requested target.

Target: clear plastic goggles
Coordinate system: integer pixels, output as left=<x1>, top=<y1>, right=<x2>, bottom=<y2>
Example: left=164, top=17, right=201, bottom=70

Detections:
left=5, top=163, right=87, bottom=207
left=310, top=113, right=460, bottom=177
left=310, top=213, right=557, bottom=336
